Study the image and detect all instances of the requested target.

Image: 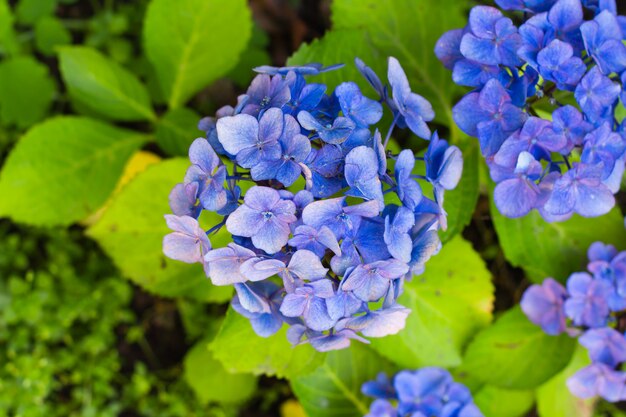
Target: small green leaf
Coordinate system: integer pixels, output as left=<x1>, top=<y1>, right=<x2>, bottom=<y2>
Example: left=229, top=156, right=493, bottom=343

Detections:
left=15, top=0, right=56, bottom=25
left=143, top=0, right=252, bottom=108
left=491, top=191, right=626, bottom=282
left=34, top=16, right=71, bottom=56
left=155, top=107, right=201, bottom=156
left=210, top=306, right=324, bottom=379
left=0, top=56, right=56, bottom=128
left=59, top=46, right=156, bottom=122
left=87, top=158, right=233, bottom=302
left=536, top=344, right=595, bottom=417
left=0, top=117, right=146, bottom=226
left=474, top=385, right=535, bottom=417
left=291, top=344, right=393, bottom=417
left=461, top=307, right=577, bottom=390
left=0, top=0, right=20, bottom=56
left=370, top=236, right=494, bottom=368
left=184, top=339, right=257, bottom=404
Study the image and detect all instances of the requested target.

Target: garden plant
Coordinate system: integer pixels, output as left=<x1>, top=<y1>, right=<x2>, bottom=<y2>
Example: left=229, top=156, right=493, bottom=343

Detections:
left=2, top=0, right=626, bottom=416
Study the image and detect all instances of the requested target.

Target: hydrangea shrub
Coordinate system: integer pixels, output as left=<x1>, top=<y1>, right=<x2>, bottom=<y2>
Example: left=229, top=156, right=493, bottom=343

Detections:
left=436, top=0, right=626, bottom=220
left=163, top=58, right=463, bottom=352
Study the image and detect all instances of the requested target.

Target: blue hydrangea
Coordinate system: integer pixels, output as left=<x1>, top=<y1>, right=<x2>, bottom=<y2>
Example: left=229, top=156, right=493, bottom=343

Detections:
left=436, top=0, right=626, bottom=220
left=521, top=239, right=626, bottom=402
left=362, top=368, right=484, bottom=417
left=163, top=58, right=462, bottom=351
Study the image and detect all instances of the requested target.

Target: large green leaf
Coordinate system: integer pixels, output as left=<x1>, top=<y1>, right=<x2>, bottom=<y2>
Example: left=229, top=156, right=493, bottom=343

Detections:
left=87, top=158, right=232, bottom=302
left=474, top=385, right=535, bottom=417
left=143, top=0, right=252, bottom=108
left=184, top=338, right=257, bottom=405
left=299, top=0, right=466, bottom=127
left=210, top=306, right=324, bottom=379
left=370, top=236, right=493, bottom=368
left=491, top=193, right=626, bottom=283
left=461, top=307, right=577, bottom=390
left=0, top=117, right=146, bottom=226
left=289, top=30, right=381, bottom=93
left=291, top=344, right=393, bottom=417
left=536, top=344, right=595, bottom=417
left=155, top=107, right=201, bottom=156
left=0, top=56, right=55, bottom=128
left=59, top=46, right=156, bottom=122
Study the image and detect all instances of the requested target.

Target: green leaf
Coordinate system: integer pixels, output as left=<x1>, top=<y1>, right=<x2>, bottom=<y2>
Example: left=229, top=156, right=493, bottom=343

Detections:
left=292, top=0, right=466, bottom=127
left=34, top=16, right=71, bottom=56
left=474, top=385, right=535, bottom=417
left=15, top=0, right=56, bottom=25
left=228, top=25, right=271, bottom=87
left=370, top=236, right=494, bottom=368
left=440, top=140, right=480, bottom=242
left=59, top=46, right=156, bottom=122
left=288, top=30, right=380, bottom=93
left=536, top=344, right=595, bottom=417
left=0, top=117, right=146, bottom=226
left=87, top=158, right=233, bottom=302
left=0, top=0, right=20, bottom=56
left=143, top=0, right=252, bottom=108
left=210, top=306, right=324, bottom=379
left=184, top=339, right=257, bottom=404
left=291, top=344, right=393, bottom=417
left=461, top=307, right=577, bottom=390
left=491, top=192, right=626, bottom=283
left=155, top=107, right=201, bottom=156
left=0, top=56, right=56, bottom=128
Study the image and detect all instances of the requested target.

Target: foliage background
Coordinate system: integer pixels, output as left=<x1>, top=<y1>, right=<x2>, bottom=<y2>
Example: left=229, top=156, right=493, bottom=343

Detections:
left=0, top=0, right=625, bottom=416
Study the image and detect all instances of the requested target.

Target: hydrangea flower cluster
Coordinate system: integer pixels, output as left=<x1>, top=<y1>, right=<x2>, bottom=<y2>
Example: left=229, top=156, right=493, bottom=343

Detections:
left=436, top=0, right=626, bottom=220
left=362, top=368, right=484, bottom=417
left=521, top=242, right=626, bottom=402
left=162, top=59, right=463, bottom=351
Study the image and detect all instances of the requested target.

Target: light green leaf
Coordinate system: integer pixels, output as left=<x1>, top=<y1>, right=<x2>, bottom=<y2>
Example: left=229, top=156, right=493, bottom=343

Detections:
left=291, top=344, right=393, bottom=417
left=370, top=236, right=494, bottom=368
left=461, top=307, right=577, bottom=390
left=474, top=385, right=535, bottom=417
left=491, top=192, right=626, bottom=283
left=15, top=0, right=56, bottom=25
left=0, top=117, right=146, bottom=226
left=0, top=56, right=56, bottom=128
left=34, top=16, right=71, bottom=56
left=184, top=339, right=257, bottom=405
left=536, top=344, right=595, bottom=417
left=87, top=158, right=233, bottom=302
left=59, top=46, right=156, bottom=122
left=210, top=306, right=324, bottom=379
left=0, top=0, right=20, bottom=56
left=143, top=0, right=252, bottom=108
left=155, top=107, right=201, bottom=156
